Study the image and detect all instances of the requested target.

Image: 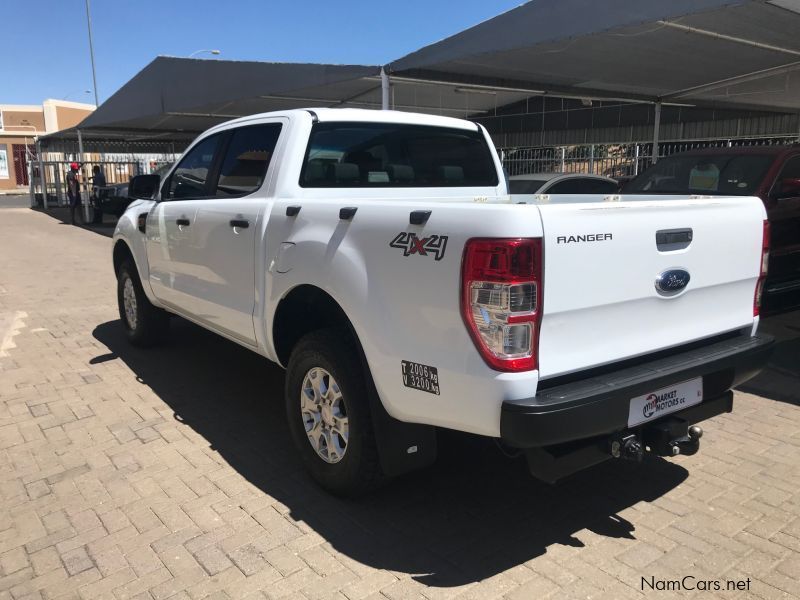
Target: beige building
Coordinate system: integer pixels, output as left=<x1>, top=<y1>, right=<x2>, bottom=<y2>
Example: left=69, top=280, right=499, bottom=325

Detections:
left=0, top=99, right=95, bottom=192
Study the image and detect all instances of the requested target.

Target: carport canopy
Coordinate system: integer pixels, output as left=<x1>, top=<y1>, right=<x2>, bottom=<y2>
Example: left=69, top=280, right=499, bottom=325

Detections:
left=42, top=0, right=800, bottom=150
left=388, top=0, right=800, bottom=112
left=58, top=56, right=534, bottom=142
left=67, top=59, right=381, bottom=138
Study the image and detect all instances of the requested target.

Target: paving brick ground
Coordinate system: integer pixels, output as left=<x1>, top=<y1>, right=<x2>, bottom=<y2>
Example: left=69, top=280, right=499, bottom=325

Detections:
left=1, top=206, right=799, bottom=600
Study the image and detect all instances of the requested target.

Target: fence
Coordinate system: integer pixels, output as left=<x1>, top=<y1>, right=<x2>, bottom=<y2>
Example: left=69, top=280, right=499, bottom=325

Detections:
left=499, top=135, right=800, bottom=178
left=31, top=158, right=172, bottom=208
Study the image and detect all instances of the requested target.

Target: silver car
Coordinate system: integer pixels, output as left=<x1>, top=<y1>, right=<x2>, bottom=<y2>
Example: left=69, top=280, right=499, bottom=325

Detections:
left=509, top=172, right=619, bottom=195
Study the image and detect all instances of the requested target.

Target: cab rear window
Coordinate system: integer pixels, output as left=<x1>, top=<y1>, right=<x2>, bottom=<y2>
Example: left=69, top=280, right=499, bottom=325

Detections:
left=300, top=122, right=499, bottom=188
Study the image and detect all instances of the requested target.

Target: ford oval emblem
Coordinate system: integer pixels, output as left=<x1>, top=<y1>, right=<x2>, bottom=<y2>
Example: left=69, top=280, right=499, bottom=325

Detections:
left=655, top=268, right=691, bottom=296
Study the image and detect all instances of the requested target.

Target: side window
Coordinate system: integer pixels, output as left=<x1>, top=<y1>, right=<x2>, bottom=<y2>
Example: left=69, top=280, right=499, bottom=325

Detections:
left=214, top=124, right=282, bottom=197
left=778, top=156, right=800, bottom=180
left=547, top=178, right=617, bottom=194
left=547, top=179, right=582, bottom=194
left=772, top=156, right=800, bottom=198
left=584, top=179, right=619, bottom=194
left=164, top=135, right=221, bottom=200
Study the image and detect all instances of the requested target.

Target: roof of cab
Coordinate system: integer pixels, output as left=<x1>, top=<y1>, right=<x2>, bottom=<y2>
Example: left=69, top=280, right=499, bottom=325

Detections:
left=212, top=108, right=481, bottom=132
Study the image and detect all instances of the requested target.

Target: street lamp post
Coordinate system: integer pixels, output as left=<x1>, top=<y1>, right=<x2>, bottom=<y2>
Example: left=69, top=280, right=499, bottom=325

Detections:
left=189, top=49, right=221, bottom=58
left=84, top=0, right=100, bottom=106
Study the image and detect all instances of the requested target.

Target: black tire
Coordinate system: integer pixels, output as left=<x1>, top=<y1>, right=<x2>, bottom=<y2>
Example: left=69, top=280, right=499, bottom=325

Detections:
left=285, top=328, right=383, bottom=496
left=117, top=259, right=169, bottom=347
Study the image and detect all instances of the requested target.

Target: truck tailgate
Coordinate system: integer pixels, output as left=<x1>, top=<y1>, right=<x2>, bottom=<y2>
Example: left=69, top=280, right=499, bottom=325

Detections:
left=535, top=195, right=766, bottom=379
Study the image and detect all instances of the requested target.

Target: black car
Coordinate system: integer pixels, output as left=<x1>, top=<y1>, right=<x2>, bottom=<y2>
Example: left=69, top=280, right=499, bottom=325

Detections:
left=99, top=163, right=172, bottom=217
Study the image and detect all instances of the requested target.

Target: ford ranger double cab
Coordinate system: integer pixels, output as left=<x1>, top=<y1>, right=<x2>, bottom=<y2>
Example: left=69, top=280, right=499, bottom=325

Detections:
left=112, top=109, right=773, bottom=495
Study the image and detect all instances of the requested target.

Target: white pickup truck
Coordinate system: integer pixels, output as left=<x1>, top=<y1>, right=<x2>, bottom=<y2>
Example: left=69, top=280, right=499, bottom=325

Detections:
left=112, top=108, right=773, bottom=495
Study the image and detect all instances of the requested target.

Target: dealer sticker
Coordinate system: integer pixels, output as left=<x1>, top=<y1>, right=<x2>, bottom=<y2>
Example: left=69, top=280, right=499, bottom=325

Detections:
left=627, top=377, right=703, bottom=427
left=401, top=360, right=440, bottom=395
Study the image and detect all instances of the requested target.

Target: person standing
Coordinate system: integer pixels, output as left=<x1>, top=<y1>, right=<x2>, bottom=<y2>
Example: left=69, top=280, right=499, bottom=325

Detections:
left=66, top=162, right=81, bottom=224
left=91, top=165, right=107, bottom=224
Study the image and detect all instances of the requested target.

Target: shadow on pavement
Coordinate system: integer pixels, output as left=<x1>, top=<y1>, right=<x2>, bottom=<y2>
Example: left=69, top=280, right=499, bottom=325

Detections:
left=31, top=206, right=116, bottom=238
left=738, top=309, right=800, bottom=405
left=92, top=317, right=687, bottom=587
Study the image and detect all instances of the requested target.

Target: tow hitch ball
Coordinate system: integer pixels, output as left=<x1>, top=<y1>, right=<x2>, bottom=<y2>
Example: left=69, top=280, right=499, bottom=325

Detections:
left=610, top=419, right=704, bottom=460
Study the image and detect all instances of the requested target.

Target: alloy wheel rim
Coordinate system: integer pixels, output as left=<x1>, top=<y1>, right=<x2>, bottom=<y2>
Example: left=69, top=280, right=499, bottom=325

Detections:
left=301, top=367, right=348, bottom=463
left=123, top=277, right=138, bottom=330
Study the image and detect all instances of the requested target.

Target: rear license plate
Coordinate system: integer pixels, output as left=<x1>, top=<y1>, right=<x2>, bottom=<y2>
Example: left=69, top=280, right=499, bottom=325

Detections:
left=401, top=360, right=440, bottom=395
left=627, top=377, right=703, bottom=427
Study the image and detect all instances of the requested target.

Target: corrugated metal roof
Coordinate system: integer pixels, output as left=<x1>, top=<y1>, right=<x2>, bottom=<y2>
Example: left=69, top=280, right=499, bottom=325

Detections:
left=389, top=0, right=800, bottom=111
left=75, top=58, right=382, bottom=133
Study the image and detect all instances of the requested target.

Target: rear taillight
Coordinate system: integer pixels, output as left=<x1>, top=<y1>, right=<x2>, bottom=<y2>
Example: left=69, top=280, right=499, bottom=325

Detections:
left=754, top=220, right=770, bottom=316
left=461, top=238, right=543, bottom=372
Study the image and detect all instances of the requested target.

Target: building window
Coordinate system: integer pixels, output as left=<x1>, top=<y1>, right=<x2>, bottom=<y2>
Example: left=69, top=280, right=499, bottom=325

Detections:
left=0, top=147, right=10, bottom=179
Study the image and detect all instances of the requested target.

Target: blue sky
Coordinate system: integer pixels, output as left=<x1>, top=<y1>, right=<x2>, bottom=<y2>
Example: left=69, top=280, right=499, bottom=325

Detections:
left=3, top=0, right=522, bottom=105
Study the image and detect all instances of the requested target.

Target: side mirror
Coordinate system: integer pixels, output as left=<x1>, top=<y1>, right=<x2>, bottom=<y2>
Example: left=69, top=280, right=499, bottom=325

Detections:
left=773, top=177, right=800, bottom=200
left=128, top=174, right=160, bottom=199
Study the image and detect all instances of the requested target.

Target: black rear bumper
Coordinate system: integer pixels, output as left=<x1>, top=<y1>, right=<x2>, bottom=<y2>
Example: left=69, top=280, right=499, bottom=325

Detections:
left=501, top=333, right=774, bottom=448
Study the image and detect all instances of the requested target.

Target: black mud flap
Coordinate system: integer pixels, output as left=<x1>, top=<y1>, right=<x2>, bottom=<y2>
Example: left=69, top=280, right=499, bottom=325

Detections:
left=352, top=329, right=437, bottom=477
left=368, top=389, right=438, bottom=477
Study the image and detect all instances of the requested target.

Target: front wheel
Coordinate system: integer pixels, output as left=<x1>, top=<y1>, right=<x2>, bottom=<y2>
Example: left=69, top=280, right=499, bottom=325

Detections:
left=285, top=329, right=383, bottom=496
left=117, top=260, right=169, bottom=346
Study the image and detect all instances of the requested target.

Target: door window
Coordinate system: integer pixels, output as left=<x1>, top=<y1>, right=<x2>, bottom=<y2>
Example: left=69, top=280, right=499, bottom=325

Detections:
left=546, top=178, right=619, bottom=194
left=164, top=134, right=221, bottom=200
left=214, top=124, right=282, bottom=197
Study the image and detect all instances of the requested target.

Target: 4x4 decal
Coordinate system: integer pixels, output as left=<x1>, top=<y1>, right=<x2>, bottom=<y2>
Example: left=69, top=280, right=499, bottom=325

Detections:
left=389, top=232, right=448, bottom=261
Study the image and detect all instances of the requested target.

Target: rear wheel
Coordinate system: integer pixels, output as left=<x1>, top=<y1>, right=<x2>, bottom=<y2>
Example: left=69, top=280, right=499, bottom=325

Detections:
left=285, top=329, right=382, bottom=496
left=117, top=260, right=169, bottom=346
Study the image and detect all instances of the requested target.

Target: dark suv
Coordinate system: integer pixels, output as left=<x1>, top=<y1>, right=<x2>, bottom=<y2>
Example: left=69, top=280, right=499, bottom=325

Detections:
left=624, top=145, right=800, bottom=314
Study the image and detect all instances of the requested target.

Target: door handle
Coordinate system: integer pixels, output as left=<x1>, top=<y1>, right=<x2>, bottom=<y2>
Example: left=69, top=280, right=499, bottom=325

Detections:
left=176, top=218, right=191, bottom=226
left=229, top=219, right=250, bottom=229
left=656, top=228, right=692, bottom=251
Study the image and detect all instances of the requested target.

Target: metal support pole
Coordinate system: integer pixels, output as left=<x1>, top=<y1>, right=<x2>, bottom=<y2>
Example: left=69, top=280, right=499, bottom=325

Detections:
left=29, top=137, right=37, bottom=208
left=85, top=0, right=100, bottom=106
left=36, top=139, right=46, bottom=210
left=380, top=68, right=390, bottom=111
left=559, top=147, right=566, bottom=172
left=634, top=144, right=640, bottom=176
left=652, top=102, right=662, bottom=165
left=77, top=129, right=90, bottom=222
left=588, top=144, right=595, bottom=174
left=55, top=168, right=63, bottom=206
left=29, top=174, right=35, bottom=208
